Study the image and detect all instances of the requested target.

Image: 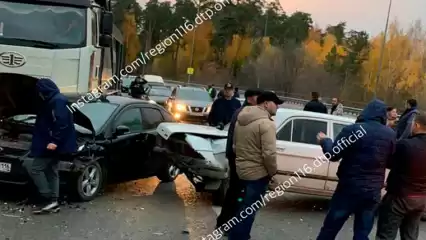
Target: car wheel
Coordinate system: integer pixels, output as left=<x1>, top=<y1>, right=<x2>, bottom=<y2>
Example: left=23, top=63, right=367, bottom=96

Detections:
left=74, top=162, right=103, bottom=201
left=157, top=163, right=179, bottom=183
left=212, top=178, right=229, bottom=206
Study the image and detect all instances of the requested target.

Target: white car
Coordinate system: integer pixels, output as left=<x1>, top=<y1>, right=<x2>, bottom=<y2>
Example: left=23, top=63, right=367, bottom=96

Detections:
left=157, top=108, right=388, bottom=203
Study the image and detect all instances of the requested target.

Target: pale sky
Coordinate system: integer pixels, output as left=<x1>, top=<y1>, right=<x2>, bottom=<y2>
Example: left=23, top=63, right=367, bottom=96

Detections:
left=282, top=0, right=426, bottom=36
left=136, top=0, right=426, bottom=36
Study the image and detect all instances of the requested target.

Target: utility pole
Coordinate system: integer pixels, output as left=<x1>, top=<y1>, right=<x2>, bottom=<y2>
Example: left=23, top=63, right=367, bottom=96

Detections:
left=374, top=0, right=392, bottom=98
left=257, top=11, right=268, bottom=88
left=187, top=4, right=200, bottom=83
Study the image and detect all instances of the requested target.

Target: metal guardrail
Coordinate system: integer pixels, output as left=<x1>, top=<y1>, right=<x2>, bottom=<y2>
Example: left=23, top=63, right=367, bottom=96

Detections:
left=164, top=80, right=363, bottom=117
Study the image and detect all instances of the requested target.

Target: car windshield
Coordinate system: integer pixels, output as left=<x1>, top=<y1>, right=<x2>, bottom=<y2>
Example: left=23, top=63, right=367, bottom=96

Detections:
left=121, top=76, right=136, bottom=87
left=177, top=88, right=212, bottom=102
left=149, top=87, right=171, bottom=96
left=78, top=102, right=118, bottom=132
left=8, top=102, right=118, bottom=134
left=0, top=1, right=86, bottom=49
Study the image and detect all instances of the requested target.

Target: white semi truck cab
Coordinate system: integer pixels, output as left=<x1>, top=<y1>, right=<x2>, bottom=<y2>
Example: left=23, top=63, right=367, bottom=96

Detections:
left=0, top=0, right=124, bottom=94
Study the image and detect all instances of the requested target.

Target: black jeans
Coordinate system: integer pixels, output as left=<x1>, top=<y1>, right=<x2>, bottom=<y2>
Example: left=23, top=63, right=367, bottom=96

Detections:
left=216, top=166, right=242, bottom=228
left=376, top=193, right=426, bottom=240
left=30, top=157, right=60, bottom=202
left=316, top=190, right=380, bottom=240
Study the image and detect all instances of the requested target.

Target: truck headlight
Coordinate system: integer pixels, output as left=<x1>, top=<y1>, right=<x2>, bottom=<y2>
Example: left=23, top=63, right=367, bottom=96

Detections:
left=175, top=104, right=186, bottom=111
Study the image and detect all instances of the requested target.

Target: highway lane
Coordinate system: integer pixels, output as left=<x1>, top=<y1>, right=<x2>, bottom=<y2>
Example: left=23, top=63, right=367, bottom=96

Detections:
left=1, top=175, right=424, bottom=240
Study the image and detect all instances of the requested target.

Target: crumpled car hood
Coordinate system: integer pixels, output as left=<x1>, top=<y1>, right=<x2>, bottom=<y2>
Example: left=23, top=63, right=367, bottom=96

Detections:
left=157, top=122, right=228, bottom=177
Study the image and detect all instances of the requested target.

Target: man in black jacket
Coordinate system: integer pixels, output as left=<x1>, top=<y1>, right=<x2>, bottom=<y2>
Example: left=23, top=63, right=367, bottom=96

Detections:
left=215, top=89, right=262, bottom=234
left=376, top=111, right=426, bottom=240
left=129, top=76, right=147, bottom=98
left=208, top=83, right=241, bottom=127
left=303, top=92, right=328, bottom=114
left=396, top=99, right=418, bottom=140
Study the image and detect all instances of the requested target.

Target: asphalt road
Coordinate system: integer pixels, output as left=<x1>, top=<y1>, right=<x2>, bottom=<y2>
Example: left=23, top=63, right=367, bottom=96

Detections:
left=1, top=175, right=426, bottom=240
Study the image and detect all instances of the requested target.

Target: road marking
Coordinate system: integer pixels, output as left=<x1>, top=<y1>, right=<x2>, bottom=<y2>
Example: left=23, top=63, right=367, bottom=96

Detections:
left=212, top=206, right=221, bottom=216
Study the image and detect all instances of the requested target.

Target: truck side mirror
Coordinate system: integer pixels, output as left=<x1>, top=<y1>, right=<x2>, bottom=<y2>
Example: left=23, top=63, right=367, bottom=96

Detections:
left=99, top=35, right=112, bottom=47
left=100, top=11, right=113, bottom=35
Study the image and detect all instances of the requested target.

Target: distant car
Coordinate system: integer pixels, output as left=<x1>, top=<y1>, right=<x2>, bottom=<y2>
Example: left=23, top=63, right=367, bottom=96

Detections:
left=143, top=74, right=165, bottom=85
left=0, top=94, right=179, bottom=201
left=166, top=86, right=213, bottom=123
left=147, top=85, right=172, bottom=106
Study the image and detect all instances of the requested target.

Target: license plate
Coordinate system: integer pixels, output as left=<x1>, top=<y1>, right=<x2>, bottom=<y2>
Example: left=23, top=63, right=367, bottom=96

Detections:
left=0, top=162, right=11, bottom=173
left=190, top=112, right=203, bottom=116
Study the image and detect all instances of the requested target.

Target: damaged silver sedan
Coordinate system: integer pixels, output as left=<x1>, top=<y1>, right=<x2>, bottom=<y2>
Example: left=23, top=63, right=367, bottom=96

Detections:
left=156, top=123, right=229, bottom=205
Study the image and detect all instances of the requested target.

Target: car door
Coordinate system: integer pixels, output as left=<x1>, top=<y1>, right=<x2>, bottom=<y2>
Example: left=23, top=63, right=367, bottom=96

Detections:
left=140, top=106, right=168, bottom=175
left=275, top=117, right=329, bottom=193
left=324, top=121, right=350, bottom=192
left=109, top=106, right=148, bottom=180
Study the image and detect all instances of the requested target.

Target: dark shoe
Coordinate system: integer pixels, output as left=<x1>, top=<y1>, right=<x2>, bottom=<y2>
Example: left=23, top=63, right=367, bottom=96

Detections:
left=421, top=213, right=426, bottom=221
left=33, top=201, right=60, bottom=214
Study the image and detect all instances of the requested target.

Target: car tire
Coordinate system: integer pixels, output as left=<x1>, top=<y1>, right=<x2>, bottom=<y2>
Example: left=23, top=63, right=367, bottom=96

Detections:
left=157, top=163, right=179, bottom=183
left=212, top=178, right=229, bottom=206
left=72, top=161, right=103, bottom=201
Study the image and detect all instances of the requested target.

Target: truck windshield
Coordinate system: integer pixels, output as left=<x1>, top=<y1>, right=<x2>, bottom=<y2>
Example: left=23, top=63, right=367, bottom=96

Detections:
left=0, top=1, right=86, bottom=49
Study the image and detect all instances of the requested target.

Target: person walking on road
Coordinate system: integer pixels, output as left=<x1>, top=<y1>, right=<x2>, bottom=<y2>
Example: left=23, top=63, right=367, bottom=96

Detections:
left=304, top=92, right=328, bottom=114
left=30, top=78, right=77, bottom=214
left=228, top=91, right=282, bottom=240
left=376, top=111, right=426, bottom=240
left=216, top=89, right=262, bottom=233
left=207, top=83, right=241, bottom=127
left=316, top=99, right=396, bottom=240
left=330, top=97, right=343, bottom=116
left=396, top=99, right=418, bottom=140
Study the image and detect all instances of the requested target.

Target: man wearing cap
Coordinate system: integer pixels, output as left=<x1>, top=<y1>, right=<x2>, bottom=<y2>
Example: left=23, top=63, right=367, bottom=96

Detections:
left=216, top=89, right=262, bottom=233
left=228, top=91, right=282, bottom=240
left=208, top=83, right=241, bottom=127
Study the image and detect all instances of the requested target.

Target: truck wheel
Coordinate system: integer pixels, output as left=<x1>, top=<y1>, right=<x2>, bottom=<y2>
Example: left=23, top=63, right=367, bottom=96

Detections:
left=73, top=162, right=103, bottom=201
left=157, top=163, right=179, bottom=183
left=212, top=178, right=229, bottom=206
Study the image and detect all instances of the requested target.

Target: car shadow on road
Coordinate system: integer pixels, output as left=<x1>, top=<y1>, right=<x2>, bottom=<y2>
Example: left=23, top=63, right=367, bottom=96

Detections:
left=265, top=193, right=331, bottom=213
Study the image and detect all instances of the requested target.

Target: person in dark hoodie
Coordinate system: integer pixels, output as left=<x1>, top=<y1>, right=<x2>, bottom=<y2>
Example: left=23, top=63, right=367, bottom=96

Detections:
left=304, top=92, right=328, bottom=114
left=30, top=78, right=77, bottom=214
left=396, top=98, right=418, bottom=140
left=376, top=111, right=426, bottom=240
left=216, top=89, right=262, bottom=234
left=316, top=99, right=396, bottom=239
left=129, top=76, right=147, bottom=98
left=208, top=83, right=241, bottom=127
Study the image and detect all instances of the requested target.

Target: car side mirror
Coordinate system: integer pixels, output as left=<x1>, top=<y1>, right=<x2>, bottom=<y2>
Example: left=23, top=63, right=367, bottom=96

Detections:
left=114, top=125, right=130, bottom=136
left=100, top=11, right=113, bottom=35
left=99, top=34, right=112, bottom=47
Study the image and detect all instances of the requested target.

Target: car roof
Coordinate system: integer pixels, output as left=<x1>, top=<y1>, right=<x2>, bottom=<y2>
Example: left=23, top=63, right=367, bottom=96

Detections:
left=177, top=86, right=206, bottom=91
left=274, top=108, right=355, bottom=126
left=63, top=93, right=156, bottom=106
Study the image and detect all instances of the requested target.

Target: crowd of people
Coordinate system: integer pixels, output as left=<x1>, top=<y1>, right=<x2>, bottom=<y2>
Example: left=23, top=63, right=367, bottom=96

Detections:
left=24, top=78, right=426, bottom=240
left=207, top=83, right=425, bottom=240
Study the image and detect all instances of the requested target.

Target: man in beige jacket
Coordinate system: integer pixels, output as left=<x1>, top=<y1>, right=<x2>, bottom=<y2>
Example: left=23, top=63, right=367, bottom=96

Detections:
left=228, top=91, right=282, bottom=240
